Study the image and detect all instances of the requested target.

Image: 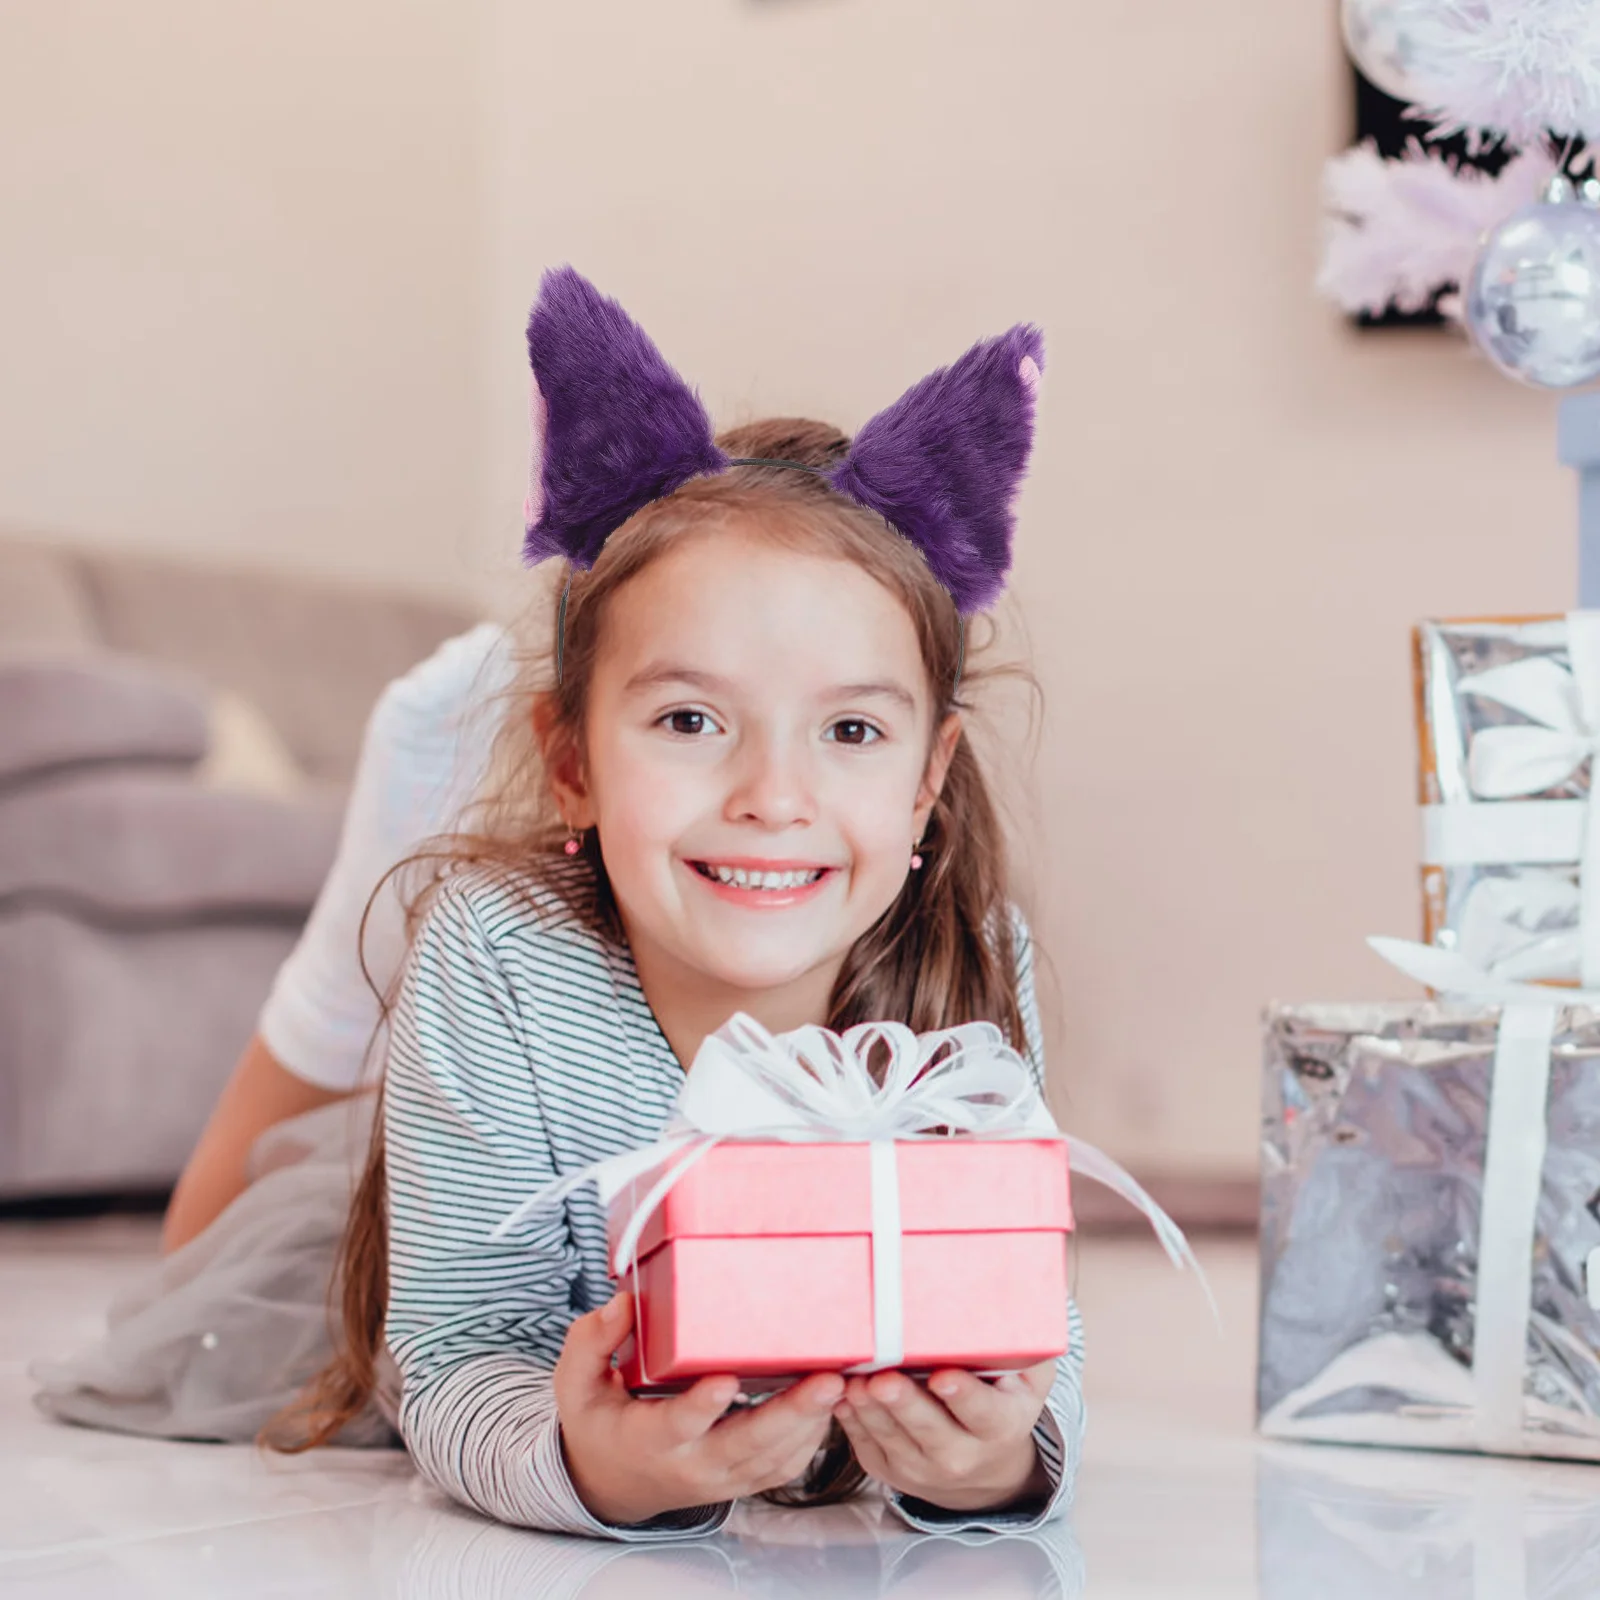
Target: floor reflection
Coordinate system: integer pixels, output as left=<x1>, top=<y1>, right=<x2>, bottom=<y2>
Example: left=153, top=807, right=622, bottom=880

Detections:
left=1257, top=1442, right=1600, bottom=1600
left=374, top=1495, right=1086, bottom=1599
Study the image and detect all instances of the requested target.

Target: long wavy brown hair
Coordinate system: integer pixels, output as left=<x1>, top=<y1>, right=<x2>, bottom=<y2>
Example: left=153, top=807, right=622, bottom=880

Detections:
left=268, top=417, right=1036, bottom=1506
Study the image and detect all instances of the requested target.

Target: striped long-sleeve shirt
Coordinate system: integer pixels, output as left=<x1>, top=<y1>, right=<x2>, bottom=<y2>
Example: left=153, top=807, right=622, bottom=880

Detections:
left=383, top=859, right=1086, bottom=1539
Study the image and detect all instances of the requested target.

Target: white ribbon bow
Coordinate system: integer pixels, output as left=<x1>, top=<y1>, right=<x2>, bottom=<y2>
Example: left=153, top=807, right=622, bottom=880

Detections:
left=1371, top=935, right=1600, bottom=1009
left=1369, top=935, right=1598, bottom=1455
left=1465, top=654, right=1600, bottom=799
left=493, top=1012, right=1213, bottom=1374
left=1425, top=615, right=1600, bottom=985
left=1453, top=875, right=1584, bottom=984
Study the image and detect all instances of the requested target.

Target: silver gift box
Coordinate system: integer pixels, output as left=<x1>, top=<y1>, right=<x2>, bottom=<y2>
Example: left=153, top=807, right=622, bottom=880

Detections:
left=1258, top=1001, right=1600, bottom=1460
left=1414, top=617, right=1588, bottom=981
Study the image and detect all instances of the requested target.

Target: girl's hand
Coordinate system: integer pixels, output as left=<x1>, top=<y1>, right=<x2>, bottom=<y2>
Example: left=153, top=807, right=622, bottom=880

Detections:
left=554, top=1293, right=845, bottom=1526
left=833, top=1361, right=1057, bottom=1515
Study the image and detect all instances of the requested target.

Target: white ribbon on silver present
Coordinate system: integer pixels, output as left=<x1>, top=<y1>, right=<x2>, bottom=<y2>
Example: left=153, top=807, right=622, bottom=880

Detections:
left=1421, top=612, right=1600, bottom=984
left=492, top=1011, right=1212, bottom=1373
left=1369, top=935, right=1599, bottom=1454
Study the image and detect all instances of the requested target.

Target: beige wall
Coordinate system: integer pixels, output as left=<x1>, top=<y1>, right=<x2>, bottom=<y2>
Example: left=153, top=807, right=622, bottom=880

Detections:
left=0, top=1, right=485, bottom=601
left=4, top=1, right=1577, bottom=1175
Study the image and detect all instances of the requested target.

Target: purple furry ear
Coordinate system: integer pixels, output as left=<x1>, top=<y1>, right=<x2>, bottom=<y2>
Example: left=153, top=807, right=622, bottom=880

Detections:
left=523, top=267, right=727, bottom=569
left=827, top=325, right=1044, bottom=613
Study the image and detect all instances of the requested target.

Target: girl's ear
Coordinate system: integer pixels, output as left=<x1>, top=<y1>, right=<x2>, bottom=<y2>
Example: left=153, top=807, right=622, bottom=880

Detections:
left=532, top=697, right=595, bottom=828
left=914, top=712, right=964, bottom=833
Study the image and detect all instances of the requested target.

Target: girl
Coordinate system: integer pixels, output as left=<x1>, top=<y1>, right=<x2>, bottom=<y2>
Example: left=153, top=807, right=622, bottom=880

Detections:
left=39, top=267, right=1084, bottom=1538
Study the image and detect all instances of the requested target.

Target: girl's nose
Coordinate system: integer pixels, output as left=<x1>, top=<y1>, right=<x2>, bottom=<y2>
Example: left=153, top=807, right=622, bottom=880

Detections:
left=724, top=734, right=817, bottom=829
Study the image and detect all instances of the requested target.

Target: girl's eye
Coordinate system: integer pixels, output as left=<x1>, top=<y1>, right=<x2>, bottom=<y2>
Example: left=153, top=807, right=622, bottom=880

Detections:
left=661, top=708, right=719, bottom=737
left=827, top=718, right=882, bottom=747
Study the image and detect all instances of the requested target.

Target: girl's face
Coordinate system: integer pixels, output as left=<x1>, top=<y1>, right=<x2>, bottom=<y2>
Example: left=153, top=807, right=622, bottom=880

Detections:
left=558, top=523, right=959, bottom=1009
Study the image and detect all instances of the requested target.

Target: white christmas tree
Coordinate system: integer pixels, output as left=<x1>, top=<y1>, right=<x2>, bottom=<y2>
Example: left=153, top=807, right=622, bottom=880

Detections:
left=1327, top=0, right=1600, bottom=390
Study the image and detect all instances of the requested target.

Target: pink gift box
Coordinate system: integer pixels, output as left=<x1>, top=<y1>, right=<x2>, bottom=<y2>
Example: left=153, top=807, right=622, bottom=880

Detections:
left=608, top=1138, right=1074, bottom=1393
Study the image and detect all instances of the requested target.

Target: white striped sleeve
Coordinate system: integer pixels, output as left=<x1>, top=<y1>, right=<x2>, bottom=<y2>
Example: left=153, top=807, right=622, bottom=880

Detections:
left=383, top=879, right=731, bottom=1539
left=888, top=906, right=1087, bottom=1532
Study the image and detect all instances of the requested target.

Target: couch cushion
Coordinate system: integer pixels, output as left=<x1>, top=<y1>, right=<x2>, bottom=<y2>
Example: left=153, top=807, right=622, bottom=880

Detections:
left=0, top=771, right=341, bottom=918
left=0, top=654, right=211, bottom=785
left=0, top=541, right=96, bottom=655
left=0, top=912, right=301, bottom=1195
left=77, top=550, right=479, bottom=785
left=197, top=688, right=308, bottom=799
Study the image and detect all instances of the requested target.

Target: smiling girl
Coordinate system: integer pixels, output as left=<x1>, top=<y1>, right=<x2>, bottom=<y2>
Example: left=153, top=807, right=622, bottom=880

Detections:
left=36, top=269, right=1082, bottom=1538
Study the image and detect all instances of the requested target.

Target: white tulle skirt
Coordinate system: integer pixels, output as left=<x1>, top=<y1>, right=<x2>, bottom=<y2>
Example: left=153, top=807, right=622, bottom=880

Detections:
left=30, top=1096, right=400, bottom=1447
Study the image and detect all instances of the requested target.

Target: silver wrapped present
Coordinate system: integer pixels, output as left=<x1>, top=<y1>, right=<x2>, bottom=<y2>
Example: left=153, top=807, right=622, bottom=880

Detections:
left=1258, top=999, right=1600, bottom=1461
left=1414, top=613, right=1600, bottom=985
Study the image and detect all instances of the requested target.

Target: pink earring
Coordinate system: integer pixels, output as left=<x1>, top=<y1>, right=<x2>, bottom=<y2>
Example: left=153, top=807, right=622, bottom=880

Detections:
left=563, top=827, right=582, bottom=856
left=910, top=841, right=925, bottom=871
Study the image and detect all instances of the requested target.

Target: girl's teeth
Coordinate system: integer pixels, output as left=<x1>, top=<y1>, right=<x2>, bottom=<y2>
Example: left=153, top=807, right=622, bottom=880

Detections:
left=706, top=865, right=821, bottom=890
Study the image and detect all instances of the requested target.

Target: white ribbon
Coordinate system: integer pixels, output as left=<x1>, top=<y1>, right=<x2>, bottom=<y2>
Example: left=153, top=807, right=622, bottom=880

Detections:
left=1368, top=935, right=1590, bottom=1454
left=865, top=1141, right=904, bottom=1368
left=1449, top=874, right=1584, bottom=985
left=492, top=1011, right=1214, bottom=1376
left=1425, top=613, right=1600, bottom=985
left=1420, top=799, right=1583, bottom=868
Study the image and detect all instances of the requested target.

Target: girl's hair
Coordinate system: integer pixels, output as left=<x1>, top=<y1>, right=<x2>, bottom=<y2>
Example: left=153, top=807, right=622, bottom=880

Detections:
left=269, top=417, right=1031, bottom=1505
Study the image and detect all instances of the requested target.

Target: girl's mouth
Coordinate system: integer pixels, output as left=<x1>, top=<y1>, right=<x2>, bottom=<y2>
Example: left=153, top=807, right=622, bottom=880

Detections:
left=687, top=860, right=834, bottom=904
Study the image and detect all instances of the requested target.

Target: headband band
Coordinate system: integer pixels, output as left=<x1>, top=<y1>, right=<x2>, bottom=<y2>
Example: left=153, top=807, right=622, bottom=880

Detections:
left=723, top=457, right=829, bottom=475
left=551, top=453, right=968, bottom=694
left=522, top=267, right=1043, bottom=616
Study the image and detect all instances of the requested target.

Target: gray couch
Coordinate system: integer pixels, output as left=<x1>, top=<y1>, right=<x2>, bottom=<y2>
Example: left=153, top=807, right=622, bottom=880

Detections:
left=0, top=537, right=476, bottom=1199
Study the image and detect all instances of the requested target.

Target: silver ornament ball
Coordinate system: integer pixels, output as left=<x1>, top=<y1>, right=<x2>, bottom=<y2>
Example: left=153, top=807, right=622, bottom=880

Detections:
left=1339, top=0, right=1421, bottom=104
left=1464, top=178, right=1600, bottom=390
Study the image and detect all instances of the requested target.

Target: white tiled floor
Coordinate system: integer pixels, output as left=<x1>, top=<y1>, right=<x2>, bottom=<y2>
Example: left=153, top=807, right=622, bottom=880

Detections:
left=2, top=1223, right=1598, bottom=1597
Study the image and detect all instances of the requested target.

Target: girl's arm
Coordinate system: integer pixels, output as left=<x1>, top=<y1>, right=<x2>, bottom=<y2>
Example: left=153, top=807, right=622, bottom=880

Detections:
left=382, top=879, right=735, bottom=1539
left=161, top=1035, right=355, bottom=1253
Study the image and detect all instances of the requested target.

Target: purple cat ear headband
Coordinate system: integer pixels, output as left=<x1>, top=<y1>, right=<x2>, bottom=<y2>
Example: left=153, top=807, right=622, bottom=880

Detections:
left=521, top=266, right=1044, bottom=688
